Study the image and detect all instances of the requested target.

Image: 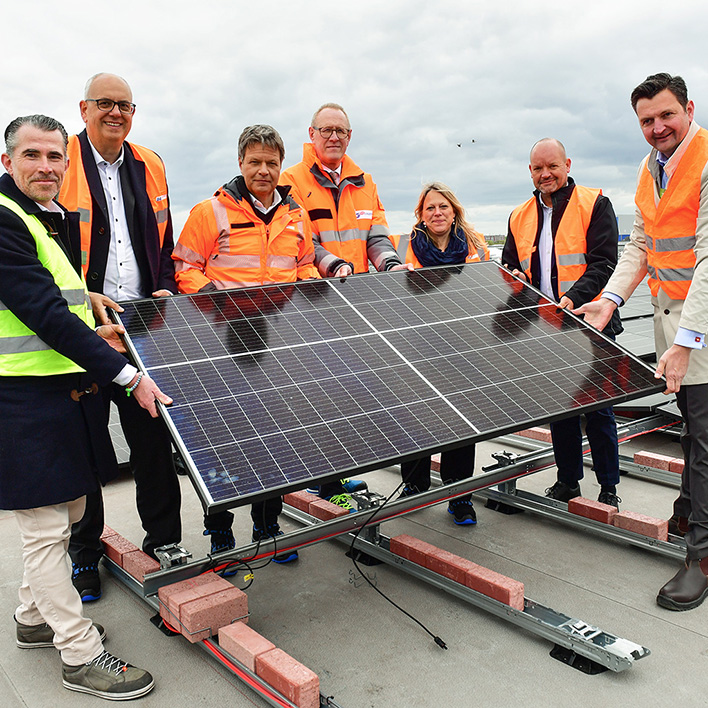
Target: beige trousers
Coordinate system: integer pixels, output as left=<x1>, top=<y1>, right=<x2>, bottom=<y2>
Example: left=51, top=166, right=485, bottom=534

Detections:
left=14, top=497, right=103, bottom=665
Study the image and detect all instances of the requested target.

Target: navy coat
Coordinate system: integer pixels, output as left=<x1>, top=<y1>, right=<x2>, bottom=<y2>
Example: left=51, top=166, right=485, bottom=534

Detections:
left=0, top=174, right=127, bottom=509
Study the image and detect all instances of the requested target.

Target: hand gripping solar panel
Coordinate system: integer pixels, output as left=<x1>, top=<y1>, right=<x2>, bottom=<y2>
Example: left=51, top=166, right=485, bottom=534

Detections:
left=115, top=262, right=664, bottom=513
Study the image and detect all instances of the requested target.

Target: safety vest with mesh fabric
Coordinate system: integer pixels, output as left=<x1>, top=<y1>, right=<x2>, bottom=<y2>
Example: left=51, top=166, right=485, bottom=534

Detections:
left=635, top=127, right=708, bottom=300
left=509, top=185, right=601, bottom=298
left=0, top=193, right=94, bottom=376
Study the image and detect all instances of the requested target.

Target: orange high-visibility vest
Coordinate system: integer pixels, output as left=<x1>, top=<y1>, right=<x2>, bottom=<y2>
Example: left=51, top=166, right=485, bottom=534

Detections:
left=60, top=135, right=169, bottom=275
left=280, top=144, right=393, bottom=275
left=390, top=230, right=489, bottom=268
left=173, top=186, right=318, bottom=292
left=635, top=127, right=708, bottom=300
left=509, top=185, right=601, bottom=297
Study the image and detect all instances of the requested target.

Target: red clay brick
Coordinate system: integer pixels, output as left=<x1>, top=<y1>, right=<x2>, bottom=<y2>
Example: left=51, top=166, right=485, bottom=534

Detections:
left=100, top=525, right=119, bottom=542
left=669, top=458, right=685, bottom=474
left=517, top=427, right=553, bottom=443
left=391, top=535, right=525, bottom=609
left=389, top=534, right=438, bottom=566
left=308, top=498, right=350, bottom=520
left=283, top=491, right=320, bottom=512
left=180, top=587, right=249, bottom=643
left=633, top=451, right=675, bottom=471
left=613, top=511, right=668, bottom=541
left=256, top=648, right=319, bottom=708
left=424, top=549, right=477, bottom=585
left=219, top=622, right=275, bottom=671
left=158, top=573, right=232, bottom=627
left=102, top=535, right=140, bottom=567
left=431, top=454, right=441, bottom=473
left=463, top=564, right=525, bottom=610
left=122, top=551, right=160, bottom=583
left=568, top=497, right=618, bottom=524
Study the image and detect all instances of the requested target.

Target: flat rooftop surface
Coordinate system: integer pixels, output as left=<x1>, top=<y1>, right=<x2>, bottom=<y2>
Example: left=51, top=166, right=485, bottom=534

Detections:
left=2, top=428, right=705, bottom=708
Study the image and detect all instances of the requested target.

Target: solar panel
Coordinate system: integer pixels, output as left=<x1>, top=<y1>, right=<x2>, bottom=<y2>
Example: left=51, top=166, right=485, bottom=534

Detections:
left=116, top=262, right=664, bottom=513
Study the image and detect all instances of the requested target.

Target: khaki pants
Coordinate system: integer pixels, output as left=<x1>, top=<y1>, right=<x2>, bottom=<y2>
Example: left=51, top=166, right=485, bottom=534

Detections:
left=14, top=497, right=103, bottom=665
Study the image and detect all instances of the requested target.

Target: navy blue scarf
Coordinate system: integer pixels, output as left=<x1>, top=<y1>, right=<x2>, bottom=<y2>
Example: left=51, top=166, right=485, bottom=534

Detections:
left=410, top=221, right=469, bottom=266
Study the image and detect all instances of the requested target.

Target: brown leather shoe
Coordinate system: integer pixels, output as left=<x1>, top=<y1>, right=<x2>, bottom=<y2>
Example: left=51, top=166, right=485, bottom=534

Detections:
left=657, top=558, right=708, bottom=611
left=668, top=515, right=689, bottom=537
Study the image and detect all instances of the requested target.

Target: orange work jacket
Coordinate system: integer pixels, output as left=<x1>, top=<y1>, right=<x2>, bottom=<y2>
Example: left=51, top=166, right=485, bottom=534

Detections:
left=280, top=144, right=395, bottom=276
left=173, top=182, right=319, bottom=292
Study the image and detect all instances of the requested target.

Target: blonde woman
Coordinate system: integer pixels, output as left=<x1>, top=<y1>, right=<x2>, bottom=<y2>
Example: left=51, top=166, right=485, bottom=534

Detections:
left=394, top=182, right=488, bottom=524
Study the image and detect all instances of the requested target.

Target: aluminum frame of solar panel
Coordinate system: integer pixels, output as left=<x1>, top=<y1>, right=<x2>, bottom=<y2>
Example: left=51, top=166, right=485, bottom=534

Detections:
left=115, top=262, right=665, bottom=513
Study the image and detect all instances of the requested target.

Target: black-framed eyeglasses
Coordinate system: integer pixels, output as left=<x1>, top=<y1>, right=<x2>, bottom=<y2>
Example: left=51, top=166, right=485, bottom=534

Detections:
left=86, top=98, right=136, bottom=115
left=313, top=126, right=350, bottom=139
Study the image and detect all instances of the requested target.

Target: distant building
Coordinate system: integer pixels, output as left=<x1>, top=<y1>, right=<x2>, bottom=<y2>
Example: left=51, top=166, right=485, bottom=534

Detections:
left=617, top=214, right=634, bottom=241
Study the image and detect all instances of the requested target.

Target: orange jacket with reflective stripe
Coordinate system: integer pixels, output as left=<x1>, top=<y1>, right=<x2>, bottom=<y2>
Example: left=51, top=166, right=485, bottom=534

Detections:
left=173, top=180, right=319, bottom=292
left=509, top=185, right=601, bottom=297
left=60, top=134, right=170, bottom=277
left=280, top=144, right=396, bottom=276
left=390, top=229, right=489, bottom=268
left=635, top=127, right=708, bottom=300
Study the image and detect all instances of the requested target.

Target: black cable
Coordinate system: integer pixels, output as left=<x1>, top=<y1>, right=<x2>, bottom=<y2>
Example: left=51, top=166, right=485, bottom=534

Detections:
left=348, top=482, right=448, bottom=650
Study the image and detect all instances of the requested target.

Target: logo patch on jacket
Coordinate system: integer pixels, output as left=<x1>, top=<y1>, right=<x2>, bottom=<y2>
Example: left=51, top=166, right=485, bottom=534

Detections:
left=355, top=210, right=373, bottom=220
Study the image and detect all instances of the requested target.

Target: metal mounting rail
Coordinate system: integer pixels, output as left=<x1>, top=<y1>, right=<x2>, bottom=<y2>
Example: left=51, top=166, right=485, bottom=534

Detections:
left=142, top=459, right=552, bottom=596
left=346, top=533, right=650, bottom=673
left=279, top=502, right=650, bottom=673
left=475, top=483, right=686, bottom=560
left=102, top=558, right=345, bottom=708
left=496, top=414, right=682, bottom=488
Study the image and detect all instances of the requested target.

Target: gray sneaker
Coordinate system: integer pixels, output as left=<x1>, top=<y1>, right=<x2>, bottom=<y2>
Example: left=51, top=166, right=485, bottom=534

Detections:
left=62, top=650, right=154, bottom=700
left=16, top=617, right=105, bottom=649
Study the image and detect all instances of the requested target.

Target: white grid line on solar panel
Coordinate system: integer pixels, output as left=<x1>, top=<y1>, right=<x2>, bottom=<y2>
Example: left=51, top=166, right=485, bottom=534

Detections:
left=128, top=303, right=368, bottom=369
left=156, top=347, right=466, bottom=454
left=149, top=347, right=474, bottom=498
left=325, top=278, right=482, bottom=434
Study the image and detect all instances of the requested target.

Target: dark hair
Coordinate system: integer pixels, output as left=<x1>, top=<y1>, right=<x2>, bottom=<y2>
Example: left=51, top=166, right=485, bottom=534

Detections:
left=237, top=124, right=284, bottom=162
left=631, top=73, right=689, bottom=111
left=5, top=114, right=68, bottom=156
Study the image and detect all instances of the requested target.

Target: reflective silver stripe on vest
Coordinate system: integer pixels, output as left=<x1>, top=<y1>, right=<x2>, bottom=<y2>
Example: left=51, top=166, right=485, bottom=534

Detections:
left=369, top=224, right=390, bottom=238
left=0, top=288, right=85, bottom=310
left=77, top=207, right=90, bottom=223
left=318, top=251, right=341, bottom=276
left=476, top=247, right=486, bottom=261
left=396, top=233, right=410, bottom=260
left=559, top=280, right=578, bottom=292
left=267, top=255, right=297, bottom=269
left=649, top=234, right=697, bottom=252
left=654, top=266, right=695, bottom=282
left=155, top=208, right=169, bottom=225
left=647, top=263, right=657, bottom=279
left=210, top=254, right=262, bottom=269
left=557, top=252, right=587, bottom=266
left=211, top=279, right=260, bottom=289
left=211, top=199, right=231, bottom=254
left=319, top=228, right=368, bottom=243
left=0, top=334, right=51, bottom=355
left=297, top=250, right=315, bottom=266
left=520, top=257, right=531, bottom=272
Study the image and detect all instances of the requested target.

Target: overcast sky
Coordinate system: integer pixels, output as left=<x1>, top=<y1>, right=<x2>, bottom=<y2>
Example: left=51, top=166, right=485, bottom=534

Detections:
left=4, top=0, right=708, bottom=237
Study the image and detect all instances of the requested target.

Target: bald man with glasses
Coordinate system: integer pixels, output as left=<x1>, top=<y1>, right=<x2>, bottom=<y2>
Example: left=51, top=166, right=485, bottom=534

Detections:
left=58, top=72, right=184, bottom=602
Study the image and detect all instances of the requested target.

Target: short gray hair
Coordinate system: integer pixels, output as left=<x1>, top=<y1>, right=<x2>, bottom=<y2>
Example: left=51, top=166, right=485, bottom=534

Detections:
left=237, top=124, right=285, bottom=162
left=4, top=115, right=68, bottom=156
left=311, top=102, right=349, bottom=128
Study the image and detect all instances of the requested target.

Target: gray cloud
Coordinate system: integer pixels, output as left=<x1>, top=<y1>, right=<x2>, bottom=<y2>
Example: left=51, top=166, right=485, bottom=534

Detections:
left=3, top=0, right=707, bottom=239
